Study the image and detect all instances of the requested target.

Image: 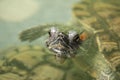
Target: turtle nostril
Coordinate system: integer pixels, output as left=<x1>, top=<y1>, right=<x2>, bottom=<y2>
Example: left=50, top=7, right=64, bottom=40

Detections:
left=58, top=33, right=64, bottom=38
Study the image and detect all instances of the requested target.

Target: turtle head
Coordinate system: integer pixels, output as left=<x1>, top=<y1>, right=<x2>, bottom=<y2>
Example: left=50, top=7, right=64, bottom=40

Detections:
left=46, top=27, right=86, bottom=63
left=46, top=27, right=69, bottom=52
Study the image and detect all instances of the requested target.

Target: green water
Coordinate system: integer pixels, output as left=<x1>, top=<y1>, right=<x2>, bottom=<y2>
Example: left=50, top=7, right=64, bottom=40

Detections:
left=0, top=0, right=120, bottom=80
left=0, top=0, right=79, bottom=49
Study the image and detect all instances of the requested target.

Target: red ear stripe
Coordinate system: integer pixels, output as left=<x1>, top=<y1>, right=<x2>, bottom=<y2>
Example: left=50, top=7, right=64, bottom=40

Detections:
left=79, top=32, right=87, bottom=41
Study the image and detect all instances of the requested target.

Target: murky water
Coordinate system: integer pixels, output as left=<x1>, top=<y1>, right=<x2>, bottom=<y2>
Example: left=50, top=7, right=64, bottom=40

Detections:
left=0, top=0, right=79, bottom=49
left=0, top=0, right=120, bottom=80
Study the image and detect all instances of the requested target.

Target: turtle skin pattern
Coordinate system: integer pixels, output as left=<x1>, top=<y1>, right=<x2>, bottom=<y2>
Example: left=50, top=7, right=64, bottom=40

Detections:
left=19, top=0, right=120, bottom=79
left=72, top=0, right=120, bottom=79
left=0, top=0, right=120, bottom=80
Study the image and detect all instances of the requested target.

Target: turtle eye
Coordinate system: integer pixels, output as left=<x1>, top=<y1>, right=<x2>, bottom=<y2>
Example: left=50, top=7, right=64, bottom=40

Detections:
left=49, top=27, right=59, bottom=37
left=73, top=34, right=80, bottom=42
left=68, top=30, right=77, bottom=41
left=48, top=31, right=51, bottom=37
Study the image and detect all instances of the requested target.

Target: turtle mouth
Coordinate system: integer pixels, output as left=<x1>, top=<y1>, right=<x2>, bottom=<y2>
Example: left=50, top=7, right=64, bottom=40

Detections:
left=48, top=38, right=70, bottom=53
left=51, top=48, right=62, bottom=53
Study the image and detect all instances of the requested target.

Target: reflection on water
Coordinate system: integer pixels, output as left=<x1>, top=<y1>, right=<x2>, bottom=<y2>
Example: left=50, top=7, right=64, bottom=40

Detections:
left=0, top=0, right=78, bottom=49
left=0, top=0, right=39, bottom=22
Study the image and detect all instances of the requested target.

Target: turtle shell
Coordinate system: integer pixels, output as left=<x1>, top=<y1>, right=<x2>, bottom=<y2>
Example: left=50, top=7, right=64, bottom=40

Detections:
left=16, top=0, right=120, bottom=79
left=0, top=0, right=120, bottom=80
left=72, top=0, right=120, bottom=78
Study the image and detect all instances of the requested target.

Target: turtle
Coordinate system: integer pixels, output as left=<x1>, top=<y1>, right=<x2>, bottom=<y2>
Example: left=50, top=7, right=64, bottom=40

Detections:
left=0, top=0, right=120, bottom=80
left=72, top=0, right=120, bottom=77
